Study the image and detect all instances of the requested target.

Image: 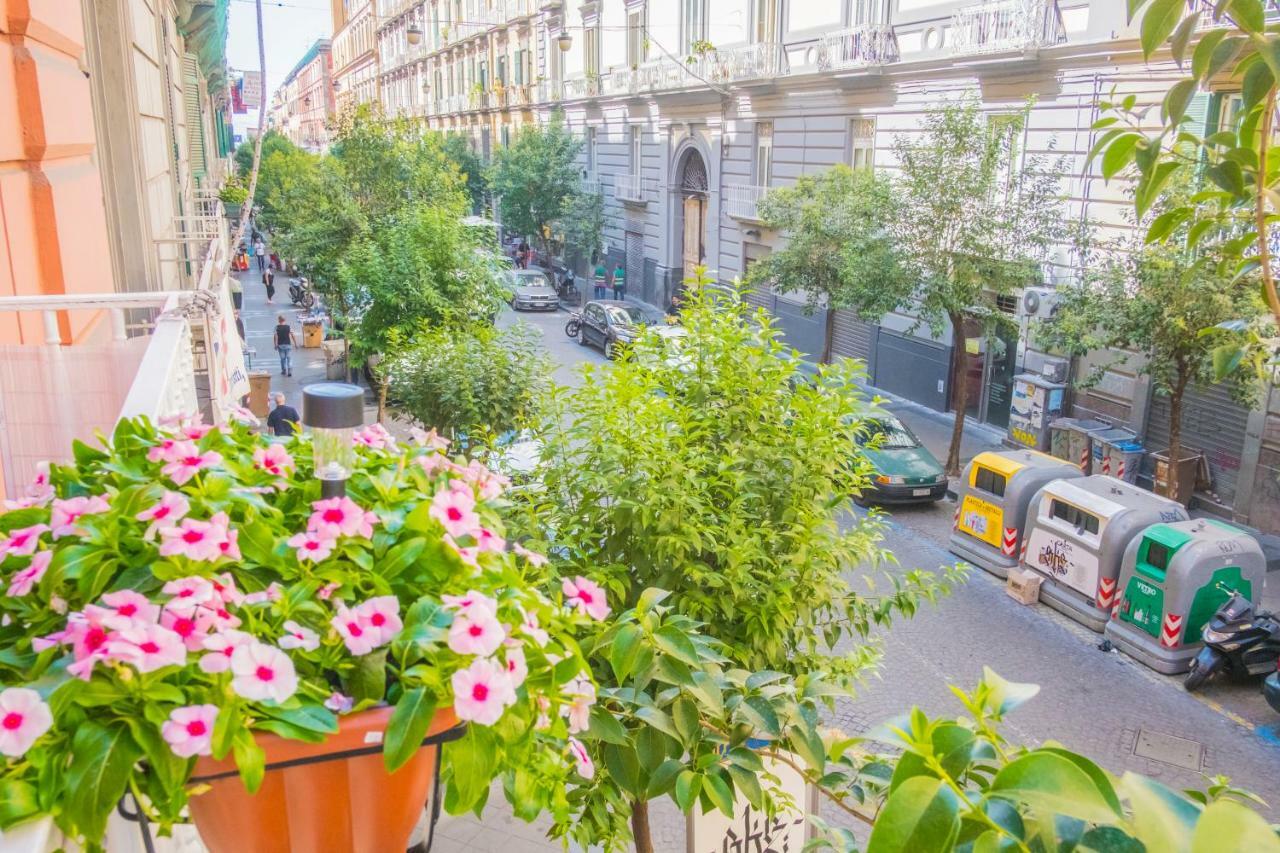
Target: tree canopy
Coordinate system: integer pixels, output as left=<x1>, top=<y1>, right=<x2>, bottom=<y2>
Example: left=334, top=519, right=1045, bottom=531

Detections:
left=488, top=112, right=584, bottom=250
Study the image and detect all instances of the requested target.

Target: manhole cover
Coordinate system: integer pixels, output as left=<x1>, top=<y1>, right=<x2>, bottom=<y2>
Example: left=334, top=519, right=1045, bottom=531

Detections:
left=1133, top=729, right=1204, bottom=771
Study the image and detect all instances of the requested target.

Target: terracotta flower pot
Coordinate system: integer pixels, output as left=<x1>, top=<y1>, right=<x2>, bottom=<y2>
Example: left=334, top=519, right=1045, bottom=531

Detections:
left=188, top=706, right=459, bottom=853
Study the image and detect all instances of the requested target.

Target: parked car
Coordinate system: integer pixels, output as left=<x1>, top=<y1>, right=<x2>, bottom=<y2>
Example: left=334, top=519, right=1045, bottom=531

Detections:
left=508, top=268, right=558, bottom=311
left=854, top=414, right=948, bottom=505
left=577, top=300, right=656, bottom=358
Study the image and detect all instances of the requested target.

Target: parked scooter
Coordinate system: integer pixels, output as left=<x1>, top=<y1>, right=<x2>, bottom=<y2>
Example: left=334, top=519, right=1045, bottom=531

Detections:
left=1184, top=591, right=1280, bottom=691
left=289, top=277, right=316, bottom=310
left=564, top=311, right=581, bottom=339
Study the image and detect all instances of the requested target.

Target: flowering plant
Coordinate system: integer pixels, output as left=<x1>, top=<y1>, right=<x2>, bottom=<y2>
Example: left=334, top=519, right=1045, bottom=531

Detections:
left=0, top=414, right=605, bottom=845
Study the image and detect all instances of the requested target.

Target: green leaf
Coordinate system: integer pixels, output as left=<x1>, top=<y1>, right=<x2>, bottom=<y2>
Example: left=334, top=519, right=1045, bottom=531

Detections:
left=72, top=439, right=109, bottom=466
left=1211, top=343, right=1247, bottom=381
left=634, top=706, right=680, bottom=740
left=260, top=703, right=339, bottom=735
left=211, top=701, right=241, bottom=760
left=672, top=696, right=700, bottom=744
left=1136, top=161, right=1183, bottom=217
left=1169, top=12, right=1201, bottom=64
left=675, top=770, right=702, bottom=812
left=377, top=537, right=427, bottom=581
left=385, top=686, right=437, bottom=772
left=989, top=751, right=1122, bottom=825
left=1146, top=208, right=1189, bottom=243
left=1242, top=60, right=1275, bottom=112
left=1192, top=29, right=1231, bottom=80
left=1191, top=798, right=1280, bottom=853
left=346, top=648, right=388, bottom=703
left=237, top=518, right=279, bottom=565
left=653, top=625, right=699, bottom=664
left=725, top=763, right=765, bottom=810
left=932, top=723, right=979, bottom=780
left=1226, top=0, right=1265, bottom=33
left=1206, top=36, right=1248, bottom=80
left=0, top=780, right=41, bottom=828
left=609, top=623, right=643, bottom=683
left=1118, top=772, right=1199, bottom=853
left=232, top=727, right=266, bottom=793
left=635, top=587, right=670, bottom=614
left=702, top=768, right=735, bottom=817
left=443, top=725, right=497, bottom=814
left=1038, top=747, right=1123, bottom=817
left=1162, top=78, right=1199, bottom=125
left=603, top=743, right=642, bottom=797
left=981, top=667, right=1040, bottom=716
left=1102, top=134, right=1141, bottom=180
left=1140, top=0, right=1188, bottom=57
left=647, top=758, right=684, bottom=798
left=584, top=706, right=630, bottom=745
left=867, top=776, right=961, bottom=853
left=65, top=721, right=142, bottom=841
left=740, top=695, right=782, bottom=738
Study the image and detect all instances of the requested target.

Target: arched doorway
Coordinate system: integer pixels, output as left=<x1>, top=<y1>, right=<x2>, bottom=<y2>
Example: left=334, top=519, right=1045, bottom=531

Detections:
left=674, top=148, right=708, bottom=303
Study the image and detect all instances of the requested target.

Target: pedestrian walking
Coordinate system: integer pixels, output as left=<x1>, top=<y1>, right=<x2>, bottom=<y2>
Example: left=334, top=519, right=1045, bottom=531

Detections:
left=274, top=314, right=297, bottom=377
left=593, top=260, right=607, bottom=300
left=266, top=392, right=301, bottom=437
left=612, top=263, right=626, bottom=300
left=254, top=237, right=266, bottom=272
left=262, top=268, right=275, bottom=304
left=229, top=275, right=243, bottom=310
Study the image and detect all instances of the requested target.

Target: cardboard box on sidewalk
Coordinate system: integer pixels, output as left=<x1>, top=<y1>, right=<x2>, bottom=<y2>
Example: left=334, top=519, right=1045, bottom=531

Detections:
left=1006, top=568, right=1043, bottom=606
left=248, top=371, right=272, bottom=417
left=302, top=320, right=324, bottom=348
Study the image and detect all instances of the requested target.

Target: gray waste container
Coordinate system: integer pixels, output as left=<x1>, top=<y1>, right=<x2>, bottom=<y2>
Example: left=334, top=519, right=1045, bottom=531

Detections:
left=1007, top=374, right=1067, bottom=452
left=1049, top=418, right=1112, bottom=473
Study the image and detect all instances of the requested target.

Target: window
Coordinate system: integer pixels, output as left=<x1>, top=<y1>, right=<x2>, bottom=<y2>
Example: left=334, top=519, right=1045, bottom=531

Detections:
left=586, top=127, right=597, bottom=174
left=754, top=122, right=773, bottom=185
left=630, top=126, right=642, bottom=175
left=478, top=60, right=488, bottom=90
left=1050, top=500, right=1100, bottom=535
left=974, top=467, right=1007, bottom=498
left=496, top=55, right=507, bottom=86
left=1143, top=540, right=1172, bottom=573
left=754, top=0, right=778, bottom=43
left=627, top=10, right=648, bottom=66
left=682, top=0, right=707, bottom=53
left=585, top=26, right=600, bottom=77
left=500, top=125, right=510, bottom=148
left=850, top=117, right=875, bottom=171
left=514, top=48, right=526, bottom=85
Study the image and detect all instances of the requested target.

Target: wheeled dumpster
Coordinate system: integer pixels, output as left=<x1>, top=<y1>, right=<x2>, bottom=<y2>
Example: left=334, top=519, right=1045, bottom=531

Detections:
left=1020, top=476, right=1189, bottom=631
left=1049, top=418, right=1112, bottom=473
left=1007, top=374, right=1067, bottom=451
left=949, top=450, right=1084, bottom=578
left=1104, top=519, right=1266, bottom=674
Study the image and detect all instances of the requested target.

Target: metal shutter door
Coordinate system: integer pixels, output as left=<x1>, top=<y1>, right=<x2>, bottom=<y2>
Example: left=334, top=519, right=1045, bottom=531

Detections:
left=1143, top=383, right=1250, bottom=505
left=625, top=231, right=643, bottom=296
left=182, top=55, right=206, bottom=180
left=830, top=309, right=873, bottom=362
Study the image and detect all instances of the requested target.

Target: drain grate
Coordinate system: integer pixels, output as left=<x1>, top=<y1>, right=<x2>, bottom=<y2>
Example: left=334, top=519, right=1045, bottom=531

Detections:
left=1133, top=728, right=1204, bottom=771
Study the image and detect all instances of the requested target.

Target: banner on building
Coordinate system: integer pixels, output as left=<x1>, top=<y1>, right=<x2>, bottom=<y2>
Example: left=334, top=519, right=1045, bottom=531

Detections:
left=231, top=78, right=247, bottom=114
left=208, top=277, right=251, bottom=421
left=242, top=71, right=262, bottom=108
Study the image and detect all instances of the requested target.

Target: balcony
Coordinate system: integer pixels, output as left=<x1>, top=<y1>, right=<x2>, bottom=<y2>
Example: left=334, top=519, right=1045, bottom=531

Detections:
left=613, top=173, right=654, bottom=205
left=816, top=25, right=900, bottom=71
left=950, top=0, right=1066, bottom=57
left=703, top=42, right=789, bottom=85
left=579, top=173, right=603, bottom=197
left=724, top=184, right=769, bottom=222
left=535, top=79, right=563, bottom=103
left=562, top=75, right=601, bottom=100
left=586, top=42, right=790, bottom=101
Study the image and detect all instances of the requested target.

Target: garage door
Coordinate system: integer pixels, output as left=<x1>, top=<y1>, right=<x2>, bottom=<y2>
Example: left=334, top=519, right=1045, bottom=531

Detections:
left=1143, top=382, right=1250, bottom=507
left=830, top=309, right=874, bottom=363
left=625, top=231, right=644, bottom=298
left=872, top=330, right=950, bottom=412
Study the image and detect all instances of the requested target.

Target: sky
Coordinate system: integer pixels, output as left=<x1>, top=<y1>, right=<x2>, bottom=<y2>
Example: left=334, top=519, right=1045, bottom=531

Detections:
left=226, top=0, right=334, bottom=137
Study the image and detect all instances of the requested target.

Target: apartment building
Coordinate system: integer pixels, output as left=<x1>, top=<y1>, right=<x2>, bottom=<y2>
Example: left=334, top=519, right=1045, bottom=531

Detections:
left=274, top=39, right=336, bottom=152
left=334, top=0, right=381, bottom=111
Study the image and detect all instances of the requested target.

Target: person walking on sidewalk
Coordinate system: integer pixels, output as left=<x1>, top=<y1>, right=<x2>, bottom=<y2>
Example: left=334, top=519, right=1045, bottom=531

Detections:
left=274, top=314, right=297, bottom=377
left=266, top=392, right=300, bottom=437
left=612, top=263, right=626, bottom=301
left=254, top=237, right=266, bottom=272
left=593, top=260, right=607, bottom=300
left=262, top=268, right=275, bottom=304
left=229, top=274, right=243, bottom=310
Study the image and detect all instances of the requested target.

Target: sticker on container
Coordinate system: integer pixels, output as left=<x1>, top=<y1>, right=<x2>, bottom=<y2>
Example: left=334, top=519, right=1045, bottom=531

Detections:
left=364, top=731, right=384, bottom=745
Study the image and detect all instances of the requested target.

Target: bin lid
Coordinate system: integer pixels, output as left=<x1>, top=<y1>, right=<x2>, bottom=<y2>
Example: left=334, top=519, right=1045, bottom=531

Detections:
left=1094, top=428, right=1138, bottom=446
left=1043, top=478, right=1127, bottom=518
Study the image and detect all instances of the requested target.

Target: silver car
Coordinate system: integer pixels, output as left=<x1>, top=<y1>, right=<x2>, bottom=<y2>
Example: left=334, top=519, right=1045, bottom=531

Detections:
left=508, top=269, right=558, bottom=311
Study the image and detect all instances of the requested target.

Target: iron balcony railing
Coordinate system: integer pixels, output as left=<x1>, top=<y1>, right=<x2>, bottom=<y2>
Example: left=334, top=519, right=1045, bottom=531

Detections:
left=816, top=25, right=900, bottom=71
left=950, top=0, right=1066, bottom=56
left=724, top=184, right=769, bottom=222
left=590, top=42, right=789, bottom=100
left=563, top=75, right=602, bottom=99
left=535, top=79, right=563, bottom=103
left=613, top=173, right=655, bottom=204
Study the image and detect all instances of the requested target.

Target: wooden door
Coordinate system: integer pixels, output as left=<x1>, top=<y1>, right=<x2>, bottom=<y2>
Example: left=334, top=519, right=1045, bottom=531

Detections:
left=682, top=195, right=705, bottom=279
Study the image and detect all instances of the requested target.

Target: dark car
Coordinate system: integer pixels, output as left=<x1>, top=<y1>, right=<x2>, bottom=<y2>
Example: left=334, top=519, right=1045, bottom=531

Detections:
left=508, top=268, right=558, bottom=311
left=577, top=300, right=653, bottom=358
left=854, top=415, right=948, bottom=505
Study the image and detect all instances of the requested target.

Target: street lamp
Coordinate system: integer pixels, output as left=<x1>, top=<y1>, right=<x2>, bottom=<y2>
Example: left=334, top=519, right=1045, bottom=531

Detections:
left=557, top=30, right=572, bottom=52
left=407, top=23, right=424, bottom=44
left=303, top=383, right=364, bottom=498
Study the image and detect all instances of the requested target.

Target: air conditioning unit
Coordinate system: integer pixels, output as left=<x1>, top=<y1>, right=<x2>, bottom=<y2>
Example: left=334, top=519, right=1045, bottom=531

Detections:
left=1021, top=287, right=1059, bottom=320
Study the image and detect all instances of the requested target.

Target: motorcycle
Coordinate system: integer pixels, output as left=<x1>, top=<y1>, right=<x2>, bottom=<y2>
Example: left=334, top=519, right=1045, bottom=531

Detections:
left=289, top=277, right=316, bottom=310
left=564, top=311, right=582, bottom=339
left=1184, top=591, right=1280, bottom=691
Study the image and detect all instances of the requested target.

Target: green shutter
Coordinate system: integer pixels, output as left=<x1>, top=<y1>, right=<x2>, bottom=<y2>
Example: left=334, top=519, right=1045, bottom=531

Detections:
left=182, top=54, right=207, bottom=180
left=1187, top=92, right=1212, bottom=135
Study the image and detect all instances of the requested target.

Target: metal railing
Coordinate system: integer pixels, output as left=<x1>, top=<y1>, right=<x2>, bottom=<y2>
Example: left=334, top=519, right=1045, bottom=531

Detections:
left=579, top=173, right=604, bottom=197
left=586, top=42, right=789, bottom=101
left=816, top=25, right=900, bottom=71
left=613, top=173, right=652, bottom=203
left=704, top=42, right=789, bottom=84
left=563, top=75, right=602, bottom=99
left=950, top=0, right=1066, bottom=56
left=535, top=79, right=563, bottom=103
left=724, top=184, right=769, bottom=221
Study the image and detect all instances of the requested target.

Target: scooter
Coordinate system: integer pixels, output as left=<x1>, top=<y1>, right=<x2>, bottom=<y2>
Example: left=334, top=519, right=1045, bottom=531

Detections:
left=289, top=277, right=316, bottom=310
left=1184, top=591, right=1280, bottom=691
left=564, top=311, right=581, bottom=339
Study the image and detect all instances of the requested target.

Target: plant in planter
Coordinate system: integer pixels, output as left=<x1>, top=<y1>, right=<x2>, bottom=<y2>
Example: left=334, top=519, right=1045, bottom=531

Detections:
left=0, top=413, right=604, bottom=850
left=219, top=178, right=249, bottom=218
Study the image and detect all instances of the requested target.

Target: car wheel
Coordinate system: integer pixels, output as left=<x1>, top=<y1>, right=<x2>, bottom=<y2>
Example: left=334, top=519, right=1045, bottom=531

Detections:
left=604, top=339, right=615, bottom=359
left=578, top=329, right=590, bottom=347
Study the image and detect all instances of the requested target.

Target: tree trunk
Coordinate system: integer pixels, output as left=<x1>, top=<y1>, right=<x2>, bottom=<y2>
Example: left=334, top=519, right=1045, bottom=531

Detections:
left=946, top=313, right=968, bottom=476
left=377, top=380, right=387, bottom=426
left=822, top=305, right=836, bottom=365
left=630, top=799, right=654, bottom=853
left=1166, top=377, right=1187, bottom=503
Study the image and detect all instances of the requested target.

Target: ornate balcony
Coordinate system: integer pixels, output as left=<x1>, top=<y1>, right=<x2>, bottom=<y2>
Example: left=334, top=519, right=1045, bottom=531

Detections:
left=950, top=0, right=1066, bottom=57
left=724, top=184, right=769, bottom=222
left=816, top=25, right=900, bottom=71
left=704, top=42, right=789, bottom=84
left=613, top=173, right=655, bottom=204
left=562, top=75, right=601, bottom=100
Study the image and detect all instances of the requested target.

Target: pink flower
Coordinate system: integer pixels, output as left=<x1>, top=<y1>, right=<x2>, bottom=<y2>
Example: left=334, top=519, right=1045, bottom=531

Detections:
left=331, top=605, right=378, bottom=656
left=442, top=591, right=498, bottom=618
left=243, top=582, right=283, bottom=605
left=223, top=405, right=260, bottom=427
left=0, top=525, right=48, bottom=560
left=200, top=629, right=252, bottom=673
left=352, top=596, right=402, bottom=646
left=161, top=705, right=217, bottom=758
left=158, top=519, right=223, bottom=562
left=7, top=551, right=51, bottom=597
left=107, top=623, right=187, bottom=673
left=230, top=642, right=298, bottom=704
left=253, top=444, right=294, bottom=477
left=210, top=572, right=245, bottom=606
left=410, top=427, right=450, bottom=451
left=428, top=486, right=479, bottom=539
left=451, top=657, right=515, bottom=726
left=26, top=461, right=53, bottom=501
left=160, top=606, right=216, bottom=652
left=502, top=646, right=528, bottom=688
left=447, top=610, right=506, bottom=657
left=416, top=454, right=451, bottom=477
left=100, top=590, right=160, bottom=625
left=287, top=530, right=337, bottom=563
left=317, top=582, right=340, bottom=601
left=563, top=675, right=596, bottom=735
left=280, top=619, right=320, bottom=652
left=568, top=737, right=595, bottom=779
left=475, top=528, right=506, bottom=554
left=182, top=422, right=214, bottom=442
left=563, top=577, right=610, bottom=621
left=0, top=688, right=53, bottom=758
left=443, top=534, right=480, bottom=569
left=307, top=497, right=377, bottom=540
left=162, top=576, right=215, bottom=606
left=324, top=692, right=355, bottom=714
left=512, top=543, right=548, bottom=567
left=352, top=423, right=395, bottom=450
left=45, top=609, right=116, bottom=679
left=157, top=411, right=197, bottom=429
left=136, top=491, right=191, bottom=540
left=517, top=607, right=549, bottom=647
left=146, top=437, right=182, bottom=464
left=457, top=460, right=509, bottom=501
left=208, top=512, right=241, bottom=562
left=160, top=442, right=223, bottom=485
left=49, top=495, right=110, bottom=540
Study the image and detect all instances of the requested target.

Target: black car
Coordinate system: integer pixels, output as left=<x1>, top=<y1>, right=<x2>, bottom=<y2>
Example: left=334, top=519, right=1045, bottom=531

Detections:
left=577, top=300, right=652, bottom=358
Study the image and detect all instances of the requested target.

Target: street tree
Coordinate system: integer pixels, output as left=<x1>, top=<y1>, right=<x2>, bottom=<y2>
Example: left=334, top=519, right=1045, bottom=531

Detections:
left=892, top=99, right=1066, bottom=474
left=750, top=165, right=910, bottom=363
left=554, top=186, right=604, bottom=269
left=488, top=111, right=583, bottom=252
left=439, top=132, right=488, bottom=213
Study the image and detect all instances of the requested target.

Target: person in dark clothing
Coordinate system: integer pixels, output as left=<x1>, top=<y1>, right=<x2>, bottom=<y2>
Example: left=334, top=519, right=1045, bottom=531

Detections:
left=266, top=393, right=300, bottom=437
left=262, top=269, right=276, bottom=304
left=234, top=310, right=246, bottom=341
left=274, top=314, right=297, bottom=376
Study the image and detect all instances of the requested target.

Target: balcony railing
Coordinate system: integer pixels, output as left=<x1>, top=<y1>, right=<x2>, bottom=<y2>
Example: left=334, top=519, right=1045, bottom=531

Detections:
left=583, top=42, right=789, bottom=101
left=950, top=0, right=1066, bottom=56
left=724, top=184, right=769, bottom=221
left=613, top=173, right=654, bottom=204
left=816, top=25, right=900, bottom=71
left=535, top=79, right=564, bottom=103
left=704, top=42, right=789, bottom=84
left=579, top=173, right=604, bottom=197
left=562, top=75, right=601, bottom=100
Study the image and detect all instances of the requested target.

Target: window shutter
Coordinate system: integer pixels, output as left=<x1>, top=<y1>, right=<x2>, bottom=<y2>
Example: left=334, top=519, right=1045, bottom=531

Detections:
left=182, top=54, right=207, bottom=181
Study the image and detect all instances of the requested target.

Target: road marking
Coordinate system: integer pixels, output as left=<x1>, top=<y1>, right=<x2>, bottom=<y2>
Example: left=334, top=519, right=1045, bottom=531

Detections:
left=1190, top=693, right=1257, bottom=733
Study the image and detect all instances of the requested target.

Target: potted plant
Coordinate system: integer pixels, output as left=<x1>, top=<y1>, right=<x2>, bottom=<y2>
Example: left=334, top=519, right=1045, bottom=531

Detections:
left=0, top=412, right=605, bottom=850
left=219, top=177, right=249, bottom=220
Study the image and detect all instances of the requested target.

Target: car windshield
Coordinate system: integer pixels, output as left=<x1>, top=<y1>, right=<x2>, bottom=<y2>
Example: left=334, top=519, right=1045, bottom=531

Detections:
left=515, top=273, right=551, bottom=289
left=606, top=305, right=647, bottom=326
left=857, top=417, right=919, bottom=449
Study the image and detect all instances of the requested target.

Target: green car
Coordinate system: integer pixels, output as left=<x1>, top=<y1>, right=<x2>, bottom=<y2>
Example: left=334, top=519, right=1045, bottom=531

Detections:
left=855, top=415, right=948, bottom=505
